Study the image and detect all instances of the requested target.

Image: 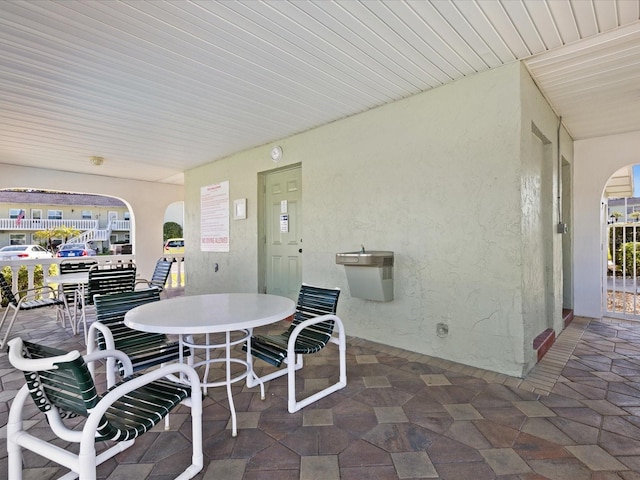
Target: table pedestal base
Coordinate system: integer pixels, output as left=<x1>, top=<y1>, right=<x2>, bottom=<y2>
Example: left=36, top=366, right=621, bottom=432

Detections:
left=180, top=330, right=264, bottom=437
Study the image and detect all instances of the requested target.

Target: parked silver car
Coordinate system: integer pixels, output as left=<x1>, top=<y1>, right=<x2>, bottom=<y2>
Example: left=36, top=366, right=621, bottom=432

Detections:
left=0, top=244, right=54, bottom=261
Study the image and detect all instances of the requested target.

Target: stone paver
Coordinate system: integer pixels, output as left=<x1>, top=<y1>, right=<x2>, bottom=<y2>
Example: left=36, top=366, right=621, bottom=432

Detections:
left=2, top=309, right=639, bottom=479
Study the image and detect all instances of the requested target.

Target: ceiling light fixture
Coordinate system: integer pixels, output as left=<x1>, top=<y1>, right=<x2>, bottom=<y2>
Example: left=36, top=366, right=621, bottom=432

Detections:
left=90, top=156, right=104, bottom=166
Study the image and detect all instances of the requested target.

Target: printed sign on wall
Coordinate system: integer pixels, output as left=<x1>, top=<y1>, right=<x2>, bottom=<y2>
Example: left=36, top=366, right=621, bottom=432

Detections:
left=201, top=181, right=229, bottom=252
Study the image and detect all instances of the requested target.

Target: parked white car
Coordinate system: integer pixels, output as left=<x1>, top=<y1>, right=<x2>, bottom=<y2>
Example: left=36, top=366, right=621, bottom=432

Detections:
left=0, top=245, right=54, bottom=261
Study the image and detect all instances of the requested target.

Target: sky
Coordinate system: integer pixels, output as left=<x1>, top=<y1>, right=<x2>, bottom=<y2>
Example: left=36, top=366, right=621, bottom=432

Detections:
left=635, top=165, right=640, bottom=197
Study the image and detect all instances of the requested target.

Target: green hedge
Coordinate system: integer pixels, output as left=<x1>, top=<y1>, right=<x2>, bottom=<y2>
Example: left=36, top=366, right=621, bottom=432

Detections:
left=614, top=242, right=640, bottom=277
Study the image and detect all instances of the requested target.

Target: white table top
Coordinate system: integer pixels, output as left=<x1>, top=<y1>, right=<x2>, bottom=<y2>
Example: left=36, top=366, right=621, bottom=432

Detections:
left=124, top=293, right=296, bottom=335
left=45, top=272, right=89, bottom=284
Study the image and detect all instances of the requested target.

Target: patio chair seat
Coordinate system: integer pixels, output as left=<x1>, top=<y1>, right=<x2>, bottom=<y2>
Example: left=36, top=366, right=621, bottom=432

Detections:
left=6, top=337, right=203, bottom=480
left=0, top=273, right=66, bottom=348
left=244, top=284, right=346, bottom=413
left=249, top=325, right=334, bottom=367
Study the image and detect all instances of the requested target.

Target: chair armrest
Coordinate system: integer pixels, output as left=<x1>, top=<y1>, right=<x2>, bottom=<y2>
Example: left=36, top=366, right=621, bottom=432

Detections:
left=87, top=322, right=117, bottom=351
left=286, top=314, right=346, bottom=355
left=134, top=279, right=151, bottom=290
left=15, top=285, right=59, bottom=303
left=83, top=348, right=134, bottom=376
left=134, top=279, right=163, bottom=291
left=7, top=337, right=80, bottom=371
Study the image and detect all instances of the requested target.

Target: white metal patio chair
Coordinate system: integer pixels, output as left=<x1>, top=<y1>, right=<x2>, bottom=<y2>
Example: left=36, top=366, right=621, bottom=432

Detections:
left=6, top=337, right=203, bottom=480
left=0, top=273, right=67, bottom=349
left=75, top=262, right=136, bottom=343
left=135, top=257, right=173, bottom=293
left=244, top=284, right=346, bottom=413
left=87, top=288, right=191, bottom=387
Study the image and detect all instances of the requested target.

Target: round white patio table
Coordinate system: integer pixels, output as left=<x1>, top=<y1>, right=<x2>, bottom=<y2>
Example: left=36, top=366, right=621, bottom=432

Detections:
left=124, top=293, right=296, bottom=436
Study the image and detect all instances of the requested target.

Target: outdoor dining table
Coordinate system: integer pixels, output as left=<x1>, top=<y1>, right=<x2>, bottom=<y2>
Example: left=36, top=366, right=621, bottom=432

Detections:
left=44, top=271, right=89, bottom=335
left=124, top=292, right=296, bottom=436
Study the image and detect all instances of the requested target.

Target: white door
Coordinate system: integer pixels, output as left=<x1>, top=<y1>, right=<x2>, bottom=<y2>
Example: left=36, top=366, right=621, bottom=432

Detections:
left=264, top=166, right=302, bottom=300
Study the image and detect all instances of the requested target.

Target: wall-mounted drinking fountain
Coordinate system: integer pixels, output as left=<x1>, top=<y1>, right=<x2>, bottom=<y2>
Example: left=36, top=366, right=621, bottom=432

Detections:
left=336, top=250, right=394, bottom=301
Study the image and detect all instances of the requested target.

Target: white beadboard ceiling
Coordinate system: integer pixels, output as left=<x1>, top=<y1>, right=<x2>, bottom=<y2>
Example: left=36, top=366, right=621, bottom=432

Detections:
left=1, top=0, right=639, bottom=184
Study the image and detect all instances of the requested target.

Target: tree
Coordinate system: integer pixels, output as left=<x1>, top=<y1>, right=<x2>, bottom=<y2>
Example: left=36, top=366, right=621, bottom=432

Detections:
left=33, top=225, right=81, bottom=252
left=163, top=222, right=183, bottom=241
left=33, top=229, right=59, bottom=252
left=55, top=225, right=81, bottom=242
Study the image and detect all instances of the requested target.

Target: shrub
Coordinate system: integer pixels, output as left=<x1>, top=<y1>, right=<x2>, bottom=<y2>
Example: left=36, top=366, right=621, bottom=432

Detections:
left=615, top=242, right=640, bottom=277
left=163, top=221, right=183, bottom=241
left=1, top=264, right=58, bottom=307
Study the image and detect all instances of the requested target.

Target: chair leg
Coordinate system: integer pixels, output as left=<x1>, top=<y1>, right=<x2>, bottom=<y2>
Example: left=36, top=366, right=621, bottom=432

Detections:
left=186, top=376, right=204, bottom=479
left=55, top=304, right=67, bottom=329
left=287, top=354, right=305, bottom=413
left=7, top=385, right=30, bottom=480
left=57, top=286, right=67, bottom=329
left=287, top=323, right=348, bottom=413
left=0, top=307, right=20, bottom=349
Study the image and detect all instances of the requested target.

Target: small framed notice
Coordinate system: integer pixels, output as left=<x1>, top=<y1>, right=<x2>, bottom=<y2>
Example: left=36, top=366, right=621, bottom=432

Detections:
left=280, top=214, right=289, bottom=232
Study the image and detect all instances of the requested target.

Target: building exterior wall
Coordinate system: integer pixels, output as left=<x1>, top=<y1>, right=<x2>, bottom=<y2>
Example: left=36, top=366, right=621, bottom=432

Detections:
left=185, top=62, right=565, bottom=377
left=0, top=197, right=130, bottom=249
left=519, top=67, right=574, bottom=373
left=574, top=131, right=640, bottom=319
left=0, top=165, right=183, bottom=280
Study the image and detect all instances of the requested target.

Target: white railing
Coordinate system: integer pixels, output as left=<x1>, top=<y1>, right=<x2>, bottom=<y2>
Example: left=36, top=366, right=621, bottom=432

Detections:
left=162, top=255, right=187, bottom=289
left=110, top=220, right=130, bottom=231
left=66, top=220, right=131, bottom=244
left=0, top=255, right=186, bottom=293
left=69, top=229, right=110, bottom=244
left=0, top=218, right=99, bottom=231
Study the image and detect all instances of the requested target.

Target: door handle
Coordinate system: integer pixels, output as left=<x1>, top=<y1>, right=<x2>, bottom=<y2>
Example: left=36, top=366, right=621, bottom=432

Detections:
left=298, top=249, right=303, bottom=253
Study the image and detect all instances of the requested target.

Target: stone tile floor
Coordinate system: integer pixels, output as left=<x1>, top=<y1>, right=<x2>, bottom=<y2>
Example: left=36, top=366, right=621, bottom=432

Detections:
left=1, top=305, right=640, bottom=479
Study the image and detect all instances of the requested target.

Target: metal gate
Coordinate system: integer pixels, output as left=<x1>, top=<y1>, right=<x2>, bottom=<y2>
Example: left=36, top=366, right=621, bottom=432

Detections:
left=606, top=197, right=640, bottom=320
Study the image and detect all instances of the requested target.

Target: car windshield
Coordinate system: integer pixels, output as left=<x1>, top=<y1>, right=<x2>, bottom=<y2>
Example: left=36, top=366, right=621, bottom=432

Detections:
left=60, top=244, right=84, bottom=250
left=0, top=246, right=28, bottom=252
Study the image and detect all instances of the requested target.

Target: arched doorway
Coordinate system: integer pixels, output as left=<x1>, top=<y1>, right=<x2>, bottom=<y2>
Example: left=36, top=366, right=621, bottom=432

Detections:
left=604, top=165, right=640, bottom=321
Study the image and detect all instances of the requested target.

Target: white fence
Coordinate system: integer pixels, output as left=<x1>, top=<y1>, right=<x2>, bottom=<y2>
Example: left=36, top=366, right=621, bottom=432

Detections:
left=0, top=218, right=100, bottom=231
left=0, top=255, right=186, bottom=293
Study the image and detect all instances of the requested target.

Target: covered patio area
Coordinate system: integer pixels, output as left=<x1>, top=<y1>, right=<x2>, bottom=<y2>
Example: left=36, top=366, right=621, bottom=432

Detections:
left=1, top=304, right=639, bottom=479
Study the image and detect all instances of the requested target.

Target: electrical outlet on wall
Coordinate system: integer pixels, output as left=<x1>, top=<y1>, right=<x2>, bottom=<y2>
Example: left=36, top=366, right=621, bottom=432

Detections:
left=436, top=323, right=449, bottom=337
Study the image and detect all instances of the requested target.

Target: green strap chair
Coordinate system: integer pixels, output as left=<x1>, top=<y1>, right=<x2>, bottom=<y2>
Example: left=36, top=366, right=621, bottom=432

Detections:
left=0, top=273, right=67, bottom=349
left=75, top=262, right=137, bottom=343
left=6, top=337, right=203, bottom=480
left=87, top=288, right=191, bottom=387
left=135, top=257, right=174, bottom=293
left=244, top=284, right=346, bottom=413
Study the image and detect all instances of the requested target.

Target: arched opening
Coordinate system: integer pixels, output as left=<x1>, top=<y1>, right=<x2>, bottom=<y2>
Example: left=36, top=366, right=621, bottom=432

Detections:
left=604, top=165, right=640, bottom=321
left=0, top=188, right=132, bottom=256
left=163, top=200, right=184, bottom=245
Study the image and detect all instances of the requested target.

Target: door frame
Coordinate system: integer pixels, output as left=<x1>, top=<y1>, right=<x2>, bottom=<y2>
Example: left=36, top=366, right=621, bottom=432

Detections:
left=257, top=163, right=302, bottom=295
